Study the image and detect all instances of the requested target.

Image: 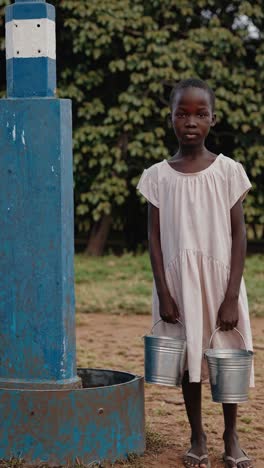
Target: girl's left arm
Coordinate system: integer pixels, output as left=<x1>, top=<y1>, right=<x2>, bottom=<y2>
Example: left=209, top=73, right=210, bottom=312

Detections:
left=217, top=199, right=247, bottom=331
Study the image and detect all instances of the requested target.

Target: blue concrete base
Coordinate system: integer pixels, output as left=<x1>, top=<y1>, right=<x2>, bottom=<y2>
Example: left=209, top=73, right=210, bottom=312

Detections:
left=0, top=369, right=145, bottom=465
left=0, top=98, right=78, bottom=388
left=0, top=374, right=81, bottom=389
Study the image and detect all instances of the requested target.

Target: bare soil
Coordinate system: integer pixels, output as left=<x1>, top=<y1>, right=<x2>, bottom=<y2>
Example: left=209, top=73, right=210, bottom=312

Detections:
left=76, top=314, right=264, bottom=468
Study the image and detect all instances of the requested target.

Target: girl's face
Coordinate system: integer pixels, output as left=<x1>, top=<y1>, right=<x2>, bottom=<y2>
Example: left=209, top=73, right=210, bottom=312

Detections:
left=171, top=87, right=216, bottom=146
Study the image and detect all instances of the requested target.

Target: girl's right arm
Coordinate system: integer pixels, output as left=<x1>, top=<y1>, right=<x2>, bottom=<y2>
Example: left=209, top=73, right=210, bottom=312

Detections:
left=148, top=202, right=179, bottom=324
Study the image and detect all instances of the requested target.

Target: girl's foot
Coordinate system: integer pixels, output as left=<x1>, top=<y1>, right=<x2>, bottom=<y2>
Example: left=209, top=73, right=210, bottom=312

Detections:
left=223, top=429, right=253, bottom=468
left=183, top=434, right=210, bottom=467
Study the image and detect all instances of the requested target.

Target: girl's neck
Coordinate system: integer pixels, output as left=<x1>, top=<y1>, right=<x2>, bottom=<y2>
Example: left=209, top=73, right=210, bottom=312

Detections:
left=176, top=144, right=209, bottom=160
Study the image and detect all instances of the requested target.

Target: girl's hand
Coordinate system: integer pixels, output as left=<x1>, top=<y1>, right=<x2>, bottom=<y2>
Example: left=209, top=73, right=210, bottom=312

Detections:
left=159, top=292, right=180, bottom=324
left=217, top=296, right=239, bottom=331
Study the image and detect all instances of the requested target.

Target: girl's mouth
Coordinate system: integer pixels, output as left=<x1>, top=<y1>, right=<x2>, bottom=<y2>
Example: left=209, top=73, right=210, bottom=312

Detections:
left=184, top=134, right=199, bottom=139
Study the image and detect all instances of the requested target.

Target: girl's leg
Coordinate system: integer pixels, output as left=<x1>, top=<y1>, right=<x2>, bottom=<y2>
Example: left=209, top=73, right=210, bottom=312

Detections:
left=222, top=403, right=253, bottom=468
left=182, top=371, right=208, bottom=468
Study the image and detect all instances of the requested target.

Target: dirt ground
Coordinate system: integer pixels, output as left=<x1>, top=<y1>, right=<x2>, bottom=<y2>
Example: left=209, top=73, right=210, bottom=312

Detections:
left=76, top=314, right=264, bottom=468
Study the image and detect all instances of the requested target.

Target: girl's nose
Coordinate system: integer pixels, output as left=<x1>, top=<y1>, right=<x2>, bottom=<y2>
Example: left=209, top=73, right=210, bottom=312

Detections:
left=185, top=117, right=197, bottom=127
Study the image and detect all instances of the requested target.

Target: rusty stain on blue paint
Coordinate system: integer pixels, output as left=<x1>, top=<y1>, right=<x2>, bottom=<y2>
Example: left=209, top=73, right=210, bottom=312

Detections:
left=0, top=369, right=145, bottom=465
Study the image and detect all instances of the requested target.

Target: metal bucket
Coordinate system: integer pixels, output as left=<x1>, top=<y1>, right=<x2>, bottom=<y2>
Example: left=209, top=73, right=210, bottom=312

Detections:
left=144, top=319, right=187, bottom=387
left=204, top=328, right=253, bottom=403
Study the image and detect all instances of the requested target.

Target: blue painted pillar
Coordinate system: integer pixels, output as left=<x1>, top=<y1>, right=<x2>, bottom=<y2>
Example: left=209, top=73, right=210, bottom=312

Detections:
left=0, top=0, right=80, bottom=389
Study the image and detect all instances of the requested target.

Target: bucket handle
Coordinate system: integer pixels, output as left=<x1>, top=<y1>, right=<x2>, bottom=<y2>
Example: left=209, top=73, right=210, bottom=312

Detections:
left=208, top=327, right=248, bottom=351
left=150, top=318, right=185, bottom=336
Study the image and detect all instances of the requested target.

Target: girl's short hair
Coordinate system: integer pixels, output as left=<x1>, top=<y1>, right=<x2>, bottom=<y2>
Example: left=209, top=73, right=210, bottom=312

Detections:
left=169, top=78, right=215, bottom=111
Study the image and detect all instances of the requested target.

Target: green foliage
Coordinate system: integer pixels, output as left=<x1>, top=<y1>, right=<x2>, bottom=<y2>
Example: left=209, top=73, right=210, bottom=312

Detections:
left=0, top=0, right=263, bottom=243
left=58, top=0, right=263, bottom=238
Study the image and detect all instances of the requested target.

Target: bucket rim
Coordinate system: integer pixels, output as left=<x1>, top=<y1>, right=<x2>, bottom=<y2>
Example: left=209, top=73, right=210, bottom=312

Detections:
left=144, top=334, right=186, bottom=342
left=204, top=348, right=254, bottom=357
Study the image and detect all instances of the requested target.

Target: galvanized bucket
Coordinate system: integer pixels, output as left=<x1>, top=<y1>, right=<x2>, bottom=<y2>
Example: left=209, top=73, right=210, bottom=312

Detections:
left=204, top=328, right=253, bottom=403
left=144, top=319, right=187, bottom=387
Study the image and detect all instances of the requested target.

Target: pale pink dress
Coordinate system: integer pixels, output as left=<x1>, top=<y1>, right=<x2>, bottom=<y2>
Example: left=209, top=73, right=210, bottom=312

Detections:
left=137, top=153, right=254, bottom=386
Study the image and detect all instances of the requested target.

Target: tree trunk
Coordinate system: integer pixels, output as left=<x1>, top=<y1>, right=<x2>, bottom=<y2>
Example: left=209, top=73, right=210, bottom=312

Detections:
left=85, top=214, right=112, bottom=256
left=85, top=132, right=128, bottom=256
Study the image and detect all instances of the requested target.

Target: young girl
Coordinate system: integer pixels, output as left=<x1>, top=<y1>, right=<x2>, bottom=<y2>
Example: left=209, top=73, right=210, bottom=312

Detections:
left=137, top=78, right=254, bottom=468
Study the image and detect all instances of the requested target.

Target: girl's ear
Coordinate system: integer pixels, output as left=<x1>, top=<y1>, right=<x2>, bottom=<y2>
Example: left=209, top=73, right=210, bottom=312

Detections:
left=211, top=113, right=217, bottom=127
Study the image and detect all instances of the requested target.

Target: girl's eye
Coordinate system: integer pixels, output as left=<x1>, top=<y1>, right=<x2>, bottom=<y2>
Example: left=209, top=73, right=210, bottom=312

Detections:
left=198, top=113, right=208, bottom=118
left=175, top=113, right=186, bottom=118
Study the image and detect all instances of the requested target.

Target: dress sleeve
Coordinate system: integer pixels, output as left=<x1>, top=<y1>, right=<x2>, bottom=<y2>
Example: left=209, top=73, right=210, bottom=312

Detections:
left=229, top=162, right=252, bottom=208
left=136, top=167, right=159, bottom=208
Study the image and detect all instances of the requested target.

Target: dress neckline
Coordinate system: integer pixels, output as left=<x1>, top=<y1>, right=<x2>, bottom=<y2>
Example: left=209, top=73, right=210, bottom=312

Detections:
left=164, top=153, right=223, bottom=176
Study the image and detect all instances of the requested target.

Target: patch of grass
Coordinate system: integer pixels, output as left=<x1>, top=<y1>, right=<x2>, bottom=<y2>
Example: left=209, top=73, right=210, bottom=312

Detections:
left=112, top=453, right=143, bottom=468
left=0, top=459, right=138, bottom=468
left=75, top=253, right=153, bottom=315
left=153, top=407, right=168, bottom=417
left=241, top=416, right=252, bottom=424
left=244, top=254, right=264, bottom=317
left=145, top=424, right=168, bottom=453
left=75, top=254, right=153, bottom=284
left=152, top=402, right=171, bottom=417
left=0, top=461, right=55, bottom=468
left=0, top=458, right=25, bottom=468
left=237, top=425, right=252, bottom=433
left=75, top=253, right=264, bottom=317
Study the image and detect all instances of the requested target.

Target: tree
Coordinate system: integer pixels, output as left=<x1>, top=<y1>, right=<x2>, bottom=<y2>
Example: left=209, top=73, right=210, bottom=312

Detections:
left=1, top=0, right=263, bottom=253
left=59, top=0, right=263, bottom=254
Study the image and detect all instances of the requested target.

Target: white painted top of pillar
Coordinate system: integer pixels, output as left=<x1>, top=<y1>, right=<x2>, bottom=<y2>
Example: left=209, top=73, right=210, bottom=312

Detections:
left=6, top=18, right=56, bottom=60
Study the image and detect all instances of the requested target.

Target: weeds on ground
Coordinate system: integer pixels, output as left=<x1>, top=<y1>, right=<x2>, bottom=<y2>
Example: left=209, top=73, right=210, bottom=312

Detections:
left=0, top=458, right=24, bottom=468
left=0, top=460, right=51, bottom=468
left=145, top=424, right=168, bottom=453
